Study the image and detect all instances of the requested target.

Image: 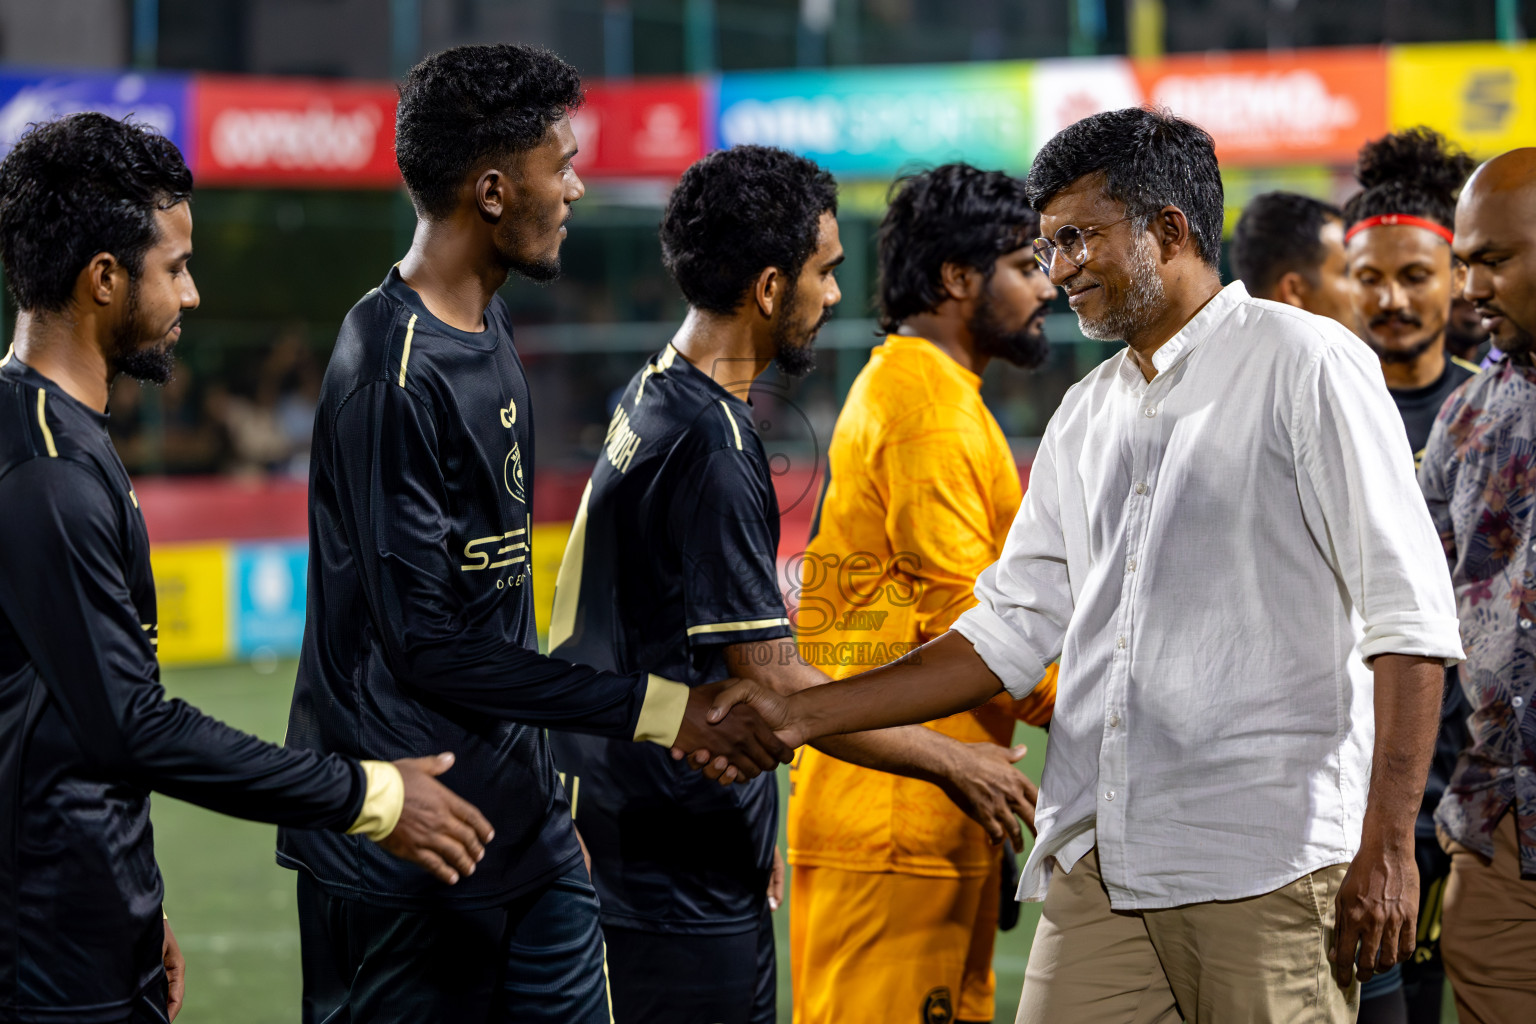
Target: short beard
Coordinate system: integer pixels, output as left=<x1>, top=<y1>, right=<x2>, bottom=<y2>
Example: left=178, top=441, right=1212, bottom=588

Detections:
left=511, top=254, right=561, bottom=283
left=1366, top=329, right=1439, bottom=366
left=971, top=280, right=1049, bottom=370
left=770, top=278, right=827, bottom=378
left=109, top=283, right=177, bottom=386
left=1076, top=234, right=1165, bottom=342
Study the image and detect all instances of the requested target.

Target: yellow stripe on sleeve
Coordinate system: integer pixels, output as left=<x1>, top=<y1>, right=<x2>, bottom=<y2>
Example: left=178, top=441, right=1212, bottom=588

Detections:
left=685, top=616, right=791, bottom=637
left=397, top=314, right=419, bottom=388
left=36, top=390, right=57, bottom=457
left=347, top=760, right=405, bottom=840
left=633, top=674, right=690, bottom=746
left=719, top=401, right=743, bottom=450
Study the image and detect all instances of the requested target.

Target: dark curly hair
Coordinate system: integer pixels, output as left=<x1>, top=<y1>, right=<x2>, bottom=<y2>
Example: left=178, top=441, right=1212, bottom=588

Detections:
left=1025, top=107, right=1223, bottom=270
left=1342, top=127, right=1476, bottom=234
left=1231, top=191, right=1343, bottom=296
left=660, top=145, right=838, bottom=315
left=876, top=163, right=1038, bottom=333
left=0, top=112, right=192, bottom=314
left=396, top=44, right=584, bottom=220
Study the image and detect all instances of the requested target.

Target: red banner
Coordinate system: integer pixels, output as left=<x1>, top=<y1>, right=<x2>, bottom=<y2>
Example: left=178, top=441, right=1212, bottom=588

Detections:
left=568, top=79, right=705, bottom=178
left=191, top=75, right=400, bottom=188
left=1133, top=49, right=1388, bottom=165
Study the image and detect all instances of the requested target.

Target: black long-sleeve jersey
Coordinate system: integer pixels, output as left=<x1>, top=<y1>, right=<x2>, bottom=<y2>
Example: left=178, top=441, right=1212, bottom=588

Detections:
left=278, top=267, right=665, bottom=909
left=548, top=345, right=790, bottom=935
left=0, top=355, right=367, bottom=1022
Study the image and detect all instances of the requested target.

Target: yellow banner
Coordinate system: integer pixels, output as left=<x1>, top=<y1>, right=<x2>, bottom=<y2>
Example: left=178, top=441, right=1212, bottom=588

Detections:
left=150, top=543, right=231, bottom=665
left=530, top=522, right=573, bottom=644
left=1390, top=43, right=1536, bottom=156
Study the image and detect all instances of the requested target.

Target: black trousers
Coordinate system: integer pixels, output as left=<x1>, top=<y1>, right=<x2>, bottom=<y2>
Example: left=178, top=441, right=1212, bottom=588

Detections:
left=297, top=861, right=610, bottom=1024
left=604, top=909, right=776, bottom=1024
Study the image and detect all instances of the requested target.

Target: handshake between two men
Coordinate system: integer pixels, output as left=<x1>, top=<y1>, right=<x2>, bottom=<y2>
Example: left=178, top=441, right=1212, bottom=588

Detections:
left=667, top=633, right=1041, bottom=850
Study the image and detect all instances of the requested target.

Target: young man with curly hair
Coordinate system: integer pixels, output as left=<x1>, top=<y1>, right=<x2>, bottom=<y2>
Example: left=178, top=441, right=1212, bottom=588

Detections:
left=279, top=46, right=787, bottom=1023
left=547, top=148, right=1041, bottom=1024
left=0, top=113, right=492, bottom=1024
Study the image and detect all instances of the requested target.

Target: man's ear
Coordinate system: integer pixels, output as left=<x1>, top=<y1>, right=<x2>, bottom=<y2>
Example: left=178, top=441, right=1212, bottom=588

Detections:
left=1452, top=260, right=1468, bottom=296
left=1153, top=205, right=1195, bottom=262
left=1273, top=271, right=1311, bottom=310
left=939, top=262, right=980, bottom=303
left=753, top=265, right=783, bottom=319
left=81, top=252, right=122, bottom=308
left=475, top=168, right=507, bottom=222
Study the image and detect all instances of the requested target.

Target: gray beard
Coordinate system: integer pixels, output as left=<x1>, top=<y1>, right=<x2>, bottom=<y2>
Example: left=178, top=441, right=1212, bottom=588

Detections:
left=1076, top=237, right=1165, bottom=342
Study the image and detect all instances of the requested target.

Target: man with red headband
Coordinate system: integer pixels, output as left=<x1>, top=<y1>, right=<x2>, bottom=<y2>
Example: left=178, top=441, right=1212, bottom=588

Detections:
left=1342, top=127, right=1479, bottom=1024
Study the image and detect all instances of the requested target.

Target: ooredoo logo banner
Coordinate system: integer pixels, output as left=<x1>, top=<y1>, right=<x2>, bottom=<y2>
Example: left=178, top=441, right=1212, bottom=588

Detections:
left=1133, top=48, right=1387, bottom=165
left=569, top=79, right=705, bottom=177
left=191, top=75, right=399, bottom=187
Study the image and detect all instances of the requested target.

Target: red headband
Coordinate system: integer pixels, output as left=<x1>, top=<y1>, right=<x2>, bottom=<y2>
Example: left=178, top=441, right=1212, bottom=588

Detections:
left=1344, top=213, right=1454, bottom=245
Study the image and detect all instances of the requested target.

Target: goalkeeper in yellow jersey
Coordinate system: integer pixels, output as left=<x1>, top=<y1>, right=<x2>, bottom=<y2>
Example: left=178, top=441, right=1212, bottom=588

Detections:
left=788, top=163, right=1059, bottom=1024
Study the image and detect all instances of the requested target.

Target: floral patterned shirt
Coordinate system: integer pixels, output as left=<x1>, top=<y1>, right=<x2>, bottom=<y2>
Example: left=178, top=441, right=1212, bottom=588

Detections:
left=1421, top=357, right=1536, bottom=874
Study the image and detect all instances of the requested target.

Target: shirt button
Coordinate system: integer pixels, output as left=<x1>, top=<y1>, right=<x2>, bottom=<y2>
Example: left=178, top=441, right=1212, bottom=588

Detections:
left=1516, top=696, right=1526, bottom=709
left=1521, top=618, right=1532, bottom=630
left=1520, top=767, right=1531, bottom=777
left=1116, top=635, right=1127, bottom=650
left=1104, top=790, right=1117, bottom=801
left=1126, top=558, right=1137, bottom=573
left=1144, top=406, right=1157, bottom=418
left=1108, top=712, right=1121, bottom=728
left=1134, top=482, right=1148, bottom=495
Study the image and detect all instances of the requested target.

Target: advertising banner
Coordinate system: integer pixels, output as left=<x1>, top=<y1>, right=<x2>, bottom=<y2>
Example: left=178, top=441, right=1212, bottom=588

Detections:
left=716, top=63, right=1034, bottom=176
left=233, top=542, right=308, bottom=660
left=1132, top=48, right=1387, bottom=165
left=190, top=74, right=399, bottom=188
left=1030, top=57, right=1143, bottom=153
left=0, top=71, right=191, bottom=160
left=570, top=79, right=706, bottom=178
left=1390, top=43, right=1536, bottom=156
left=150, top=543, right=232, bottom=666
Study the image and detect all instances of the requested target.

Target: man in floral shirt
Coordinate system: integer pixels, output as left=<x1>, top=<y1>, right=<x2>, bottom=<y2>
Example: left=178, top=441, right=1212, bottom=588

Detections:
left=1422, top=147, right=1536, bottom=1024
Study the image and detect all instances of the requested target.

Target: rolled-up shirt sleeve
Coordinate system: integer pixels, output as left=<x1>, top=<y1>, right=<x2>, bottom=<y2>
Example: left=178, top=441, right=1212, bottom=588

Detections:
left=952, top=415, right=1073, bottom=698
left=1291, top=340, right=1465, bottom=666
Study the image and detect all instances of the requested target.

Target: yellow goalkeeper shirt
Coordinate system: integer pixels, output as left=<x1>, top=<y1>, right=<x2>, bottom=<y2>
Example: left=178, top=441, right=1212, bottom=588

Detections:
left=788, top=334, right=1055, bottom=879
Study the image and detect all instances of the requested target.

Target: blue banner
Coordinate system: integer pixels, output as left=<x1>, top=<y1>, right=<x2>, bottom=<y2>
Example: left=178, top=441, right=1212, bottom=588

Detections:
left=232, top=542, right=308, bottom=660
left=0, top=70, right=191, bottom=159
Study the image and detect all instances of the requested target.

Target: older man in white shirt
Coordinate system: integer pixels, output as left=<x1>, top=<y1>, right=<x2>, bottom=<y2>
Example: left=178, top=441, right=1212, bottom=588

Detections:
left=697, top=107, right=1463, bottom=1024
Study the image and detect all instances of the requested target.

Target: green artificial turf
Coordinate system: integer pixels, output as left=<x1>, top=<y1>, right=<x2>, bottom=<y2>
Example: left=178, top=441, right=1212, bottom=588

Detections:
left=153, top=660, right=1455, bottom=1023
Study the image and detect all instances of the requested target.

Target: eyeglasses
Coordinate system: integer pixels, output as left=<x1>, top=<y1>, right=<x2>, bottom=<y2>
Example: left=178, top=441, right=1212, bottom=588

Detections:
left=1032, top=217, right=1133, bottom=274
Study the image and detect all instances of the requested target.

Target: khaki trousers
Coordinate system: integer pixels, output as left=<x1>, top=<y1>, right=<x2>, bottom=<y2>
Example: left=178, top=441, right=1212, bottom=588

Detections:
left=1440, top=811, right=1536, bottom=1024
left=1016, top=847, right=1358, bottom=1024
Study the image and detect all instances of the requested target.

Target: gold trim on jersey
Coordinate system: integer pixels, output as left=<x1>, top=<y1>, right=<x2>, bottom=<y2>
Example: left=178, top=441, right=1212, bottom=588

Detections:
left=36, top=390, right=57, bottom=457
left=686, top=616, right=790, bottom=637
left=719, top=400, right=743, bottom=450
left=633, top=673, right=690, bottom=746
left=634, top=344, right=678, bottom=403
left=1451, top=355, right=1484, bottom=375
left=397, top=314, right=418, bottom=388
left=0, top=343, right=13, bottom=367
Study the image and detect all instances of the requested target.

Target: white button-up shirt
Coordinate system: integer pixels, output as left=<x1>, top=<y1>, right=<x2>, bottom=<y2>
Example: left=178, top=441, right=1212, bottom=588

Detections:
left=954, top=281, right=1464, bottom=910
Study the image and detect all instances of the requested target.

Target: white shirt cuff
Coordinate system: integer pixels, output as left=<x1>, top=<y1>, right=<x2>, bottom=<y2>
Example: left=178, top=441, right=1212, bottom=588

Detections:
left=953, top=604, right=1050, bottom=700
left=1359, top=613, right=1466, bottom=667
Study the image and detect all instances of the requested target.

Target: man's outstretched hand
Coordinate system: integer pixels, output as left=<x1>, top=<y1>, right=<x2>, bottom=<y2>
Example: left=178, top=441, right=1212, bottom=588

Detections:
left=378, top=752, right=495, bottom=885
left=669, top=681, right=795, bottom=782
left=938, top=742, right=1038, bottom=849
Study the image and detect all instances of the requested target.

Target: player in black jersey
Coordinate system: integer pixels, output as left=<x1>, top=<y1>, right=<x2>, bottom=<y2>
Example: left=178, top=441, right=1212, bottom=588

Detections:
left=280, top=46, right=789, bottom=1023
left=548, top=147, right=1042, bottom=1024
left=1343, top=128, right=1480, bottom=1024
left=1231, top=191, right=1354, bottom=326
left=0, top=114, right=491, bottom=1024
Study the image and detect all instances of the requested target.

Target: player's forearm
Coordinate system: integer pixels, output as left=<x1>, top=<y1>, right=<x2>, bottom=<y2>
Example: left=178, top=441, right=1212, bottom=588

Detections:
left=1361, top=653, right=1444, bottom=849
left=788, top=631, right=1005, bottom=742
left=810, top=726, right=963, bottom=786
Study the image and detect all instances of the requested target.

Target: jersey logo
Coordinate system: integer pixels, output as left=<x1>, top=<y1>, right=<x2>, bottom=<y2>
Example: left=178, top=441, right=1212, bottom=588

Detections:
left=504, top=442, right=527, bottom=504
left=921, top=987, right=954, bottom=1024
left=499, top=398, right=517, bottom=428
left=461, top=528, right=528, bottom=572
